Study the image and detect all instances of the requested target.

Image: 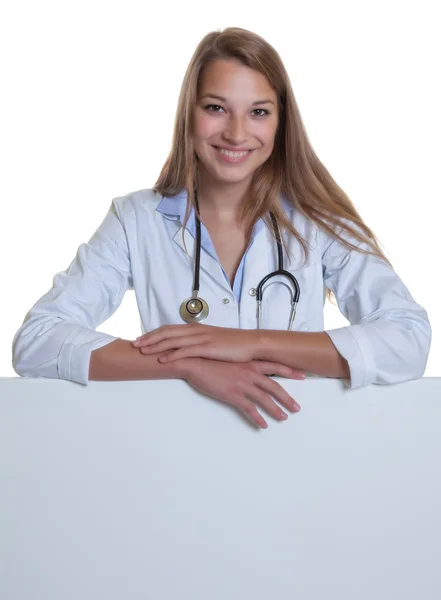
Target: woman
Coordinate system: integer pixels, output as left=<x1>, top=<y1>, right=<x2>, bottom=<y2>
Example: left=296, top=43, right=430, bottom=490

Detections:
left=12, top=27, right=431, bottom=429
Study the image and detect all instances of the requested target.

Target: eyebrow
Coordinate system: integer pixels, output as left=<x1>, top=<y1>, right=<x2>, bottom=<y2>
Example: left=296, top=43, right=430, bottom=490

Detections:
left=201, top=94, right=275, bottom=106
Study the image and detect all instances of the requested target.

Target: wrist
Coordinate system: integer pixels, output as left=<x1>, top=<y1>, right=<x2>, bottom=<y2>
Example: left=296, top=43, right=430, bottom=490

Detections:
left=254, top=329, right=270, bottom=361
left=171, top=357, right=203, bottom=380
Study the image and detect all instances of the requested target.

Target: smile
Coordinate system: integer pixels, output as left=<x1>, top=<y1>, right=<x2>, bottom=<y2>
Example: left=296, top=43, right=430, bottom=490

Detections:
left=213, top=146, right=255, bottom=164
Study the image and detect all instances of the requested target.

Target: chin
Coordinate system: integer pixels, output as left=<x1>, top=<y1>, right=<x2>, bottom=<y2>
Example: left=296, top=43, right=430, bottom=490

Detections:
left=215, top=164, right=259, bottom=180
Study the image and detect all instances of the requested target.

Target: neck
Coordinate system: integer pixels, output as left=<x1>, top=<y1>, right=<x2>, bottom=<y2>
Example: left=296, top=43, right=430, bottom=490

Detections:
left=196, top=178, right=252, bottom=227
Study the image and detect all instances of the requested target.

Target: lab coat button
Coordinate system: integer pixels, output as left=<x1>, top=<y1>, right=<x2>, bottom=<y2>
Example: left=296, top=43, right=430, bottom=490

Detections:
left=222, top=298, right=230, bottom=304
left=249, top=288, right=257, bottom=296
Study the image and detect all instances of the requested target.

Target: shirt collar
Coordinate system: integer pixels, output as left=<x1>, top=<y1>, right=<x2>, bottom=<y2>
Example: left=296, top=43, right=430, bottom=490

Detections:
left=156, top=188, right=294, bottom=221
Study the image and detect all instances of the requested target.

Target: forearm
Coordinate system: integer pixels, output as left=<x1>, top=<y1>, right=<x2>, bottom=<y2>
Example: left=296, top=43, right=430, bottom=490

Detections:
left=255, top=331, right=350, bottom=379
left=89, top=338, right=187, bottom=382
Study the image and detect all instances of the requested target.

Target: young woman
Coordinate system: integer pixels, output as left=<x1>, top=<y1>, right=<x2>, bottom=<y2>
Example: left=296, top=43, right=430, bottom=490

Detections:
left=12, top=27, right=431, bottom=429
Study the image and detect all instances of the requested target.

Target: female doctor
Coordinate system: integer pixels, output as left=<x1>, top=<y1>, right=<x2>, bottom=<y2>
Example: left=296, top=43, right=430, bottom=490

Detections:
left=12, top=27, right=432, bottom=430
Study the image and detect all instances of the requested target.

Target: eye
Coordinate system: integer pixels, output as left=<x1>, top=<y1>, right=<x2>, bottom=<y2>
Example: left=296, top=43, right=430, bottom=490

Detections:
left=252, top=108, right=270, bottom=117
left=204, top=104, right=224, bottom=113
left=204, top=104, right=270, bottom=117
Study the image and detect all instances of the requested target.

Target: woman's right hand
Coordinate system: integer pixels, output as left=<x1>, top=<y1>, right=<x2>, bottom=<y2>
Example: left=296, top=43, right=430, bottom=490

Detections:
left=175, top=357, right=304, bottom=429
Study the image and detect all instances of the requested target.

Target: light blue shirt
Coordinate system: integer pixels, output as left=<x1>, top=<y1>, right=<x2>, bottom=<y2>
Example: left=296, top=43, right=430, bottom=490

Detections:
left=156, top=192, right=294, bottom=303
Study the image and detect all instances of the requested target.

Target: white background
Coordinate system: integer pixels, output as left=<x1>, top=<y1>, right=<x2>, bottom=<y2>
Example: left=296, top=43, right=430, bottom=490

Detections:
left=1, top=0, right=439, bottom=378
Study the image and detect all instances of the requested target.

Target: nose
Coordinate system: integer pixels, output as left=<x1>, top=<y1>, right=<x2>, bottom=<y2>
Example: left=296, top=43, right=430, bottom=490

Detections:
left=222, top=115, right=248, bottom=145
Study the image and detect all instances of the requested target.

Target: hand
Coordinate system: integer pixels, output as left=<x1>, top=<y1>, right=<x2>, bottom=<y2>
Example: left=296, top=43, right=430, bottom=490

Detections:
left=131, top=324, right=260, bottom=363
left=177, top=357, right=304, bottom=429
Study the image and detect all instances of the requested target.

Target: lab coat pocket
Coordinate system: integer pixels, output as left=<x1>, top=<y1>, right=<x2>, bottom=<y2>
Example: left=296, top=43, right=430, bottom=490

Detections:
left=262, top=261, right=322, bottom=331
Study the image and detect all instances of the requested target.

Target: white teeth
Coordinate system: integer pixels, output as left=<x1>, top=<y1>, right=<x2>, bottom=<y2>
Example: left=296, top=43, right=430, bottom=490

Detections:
left=217, top=147, right=250, bottom=158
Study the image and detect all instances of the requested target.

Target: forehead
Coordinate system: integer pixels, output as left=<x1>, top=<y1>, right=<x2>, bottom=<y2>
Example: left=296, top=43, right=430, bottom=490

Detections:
left=198, top=59, right=276, bottom=100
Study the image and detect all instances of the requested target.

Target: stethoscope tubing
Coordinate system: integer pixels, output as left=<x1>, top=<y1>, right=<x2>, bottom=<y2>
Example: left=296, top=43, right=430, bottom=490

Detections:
left=180, top=190, right=300, bottom=330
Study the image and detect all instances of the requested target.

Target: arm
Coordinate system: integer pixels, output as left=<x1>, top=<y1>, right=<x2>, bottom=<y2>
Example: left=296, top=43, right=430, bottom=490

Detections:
left=315, top=219, right=431, bottom=388
left=89, top=339, right=187, bottom=381
left=12, top=198, right=132, bottom=385
left=254, top=331, right=350, bottom=379
left=90, top=340, right=304, bottom=430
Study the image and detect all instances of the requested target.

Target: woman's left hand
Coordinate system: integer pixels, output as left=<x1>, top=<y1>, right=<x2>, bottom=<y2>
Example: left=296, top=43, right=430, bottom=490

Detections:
left=131, top=324, right=261, bottom=363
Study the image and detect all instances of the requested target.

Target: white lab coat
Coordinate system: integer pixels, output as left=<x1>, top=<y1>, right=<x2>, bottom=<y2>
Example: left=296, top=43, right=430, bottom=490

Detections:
left=12, top=187, right=432, bottom=388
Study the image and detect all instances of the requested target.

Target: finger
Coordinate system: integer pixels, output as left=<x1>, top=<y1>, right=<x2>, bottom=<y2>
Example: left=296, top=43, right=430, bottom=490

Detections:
left=228, top=393, right=269, bottom=429
left=241, top=384, right=291, bottom=421
left=157, top=343, right=214, bottom=362
left=255, top=376, right=301, bottom=413
left=139, top=334, right=208, bottom=354
left=251, top=362, right=306, bottom=380
left=133, top=324, right=202, bottom=347
left=133, top=324, right=178, bottom=344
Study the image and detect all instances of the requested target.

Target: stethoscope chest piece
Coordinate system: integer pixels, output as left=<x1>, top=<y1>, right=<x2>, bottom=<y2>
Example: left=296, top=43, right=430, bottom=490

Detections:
left=179, top=293, right=209, bottom=323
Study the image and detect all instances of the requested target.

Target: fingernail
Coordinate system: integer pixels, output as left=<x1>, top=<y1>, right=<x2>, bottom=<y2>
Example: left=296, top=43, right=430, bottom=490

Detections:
left=280, top=412, right=288, bottom=420
left=132, top=340, right=141, bottom=346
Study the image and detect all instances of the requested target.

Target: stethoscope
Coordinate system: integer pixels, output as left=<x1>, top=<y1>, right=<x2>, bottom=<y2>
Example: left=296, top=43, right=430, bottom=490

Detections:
left=179, top=191, right=300, bottom=330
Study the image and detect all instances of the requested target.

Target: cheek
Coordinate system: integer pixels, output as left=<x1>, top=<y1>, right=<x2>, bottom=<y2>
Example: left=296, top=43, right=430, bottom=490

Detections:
left=266, top=128, right=279, bottom=152
left=259, top=135, right=276, bottom=158
left=193, top=116, right=217, bottom=141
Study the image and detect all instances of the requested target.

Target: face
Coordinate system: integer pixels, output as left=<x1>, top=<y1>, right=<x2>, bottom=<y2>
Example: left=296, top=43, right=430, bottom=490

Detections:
left=192, top=59, right=279, bottom=187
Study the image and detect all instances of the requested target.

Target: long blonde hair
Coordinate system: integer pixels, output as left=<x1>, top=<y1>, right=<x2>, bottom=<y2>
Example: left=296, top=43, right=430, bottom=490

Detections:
left=153, top=26, right=393, bottom=304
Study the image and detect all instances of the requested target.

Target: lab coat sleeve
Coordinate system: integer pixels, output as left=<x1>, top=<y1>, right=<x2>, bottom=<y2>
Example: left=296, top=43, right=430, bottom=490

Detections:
left=320, top=220, right=432, bottom=389
left=11, top=197, right=133, bottom=386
